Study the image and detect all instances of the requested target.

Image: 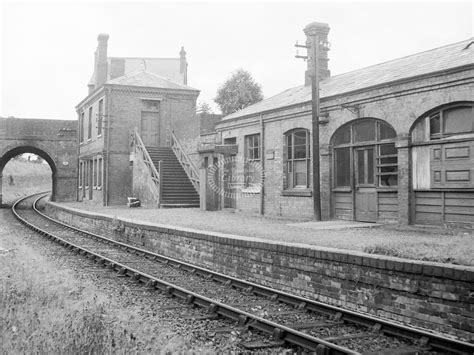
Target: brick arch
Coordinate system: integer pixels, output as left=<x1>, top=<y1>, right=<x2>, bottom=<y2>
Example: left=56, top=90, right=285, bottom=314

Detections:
left=0, top=145, right=57, bottom=202
left=330, top=117, right=397, bottom=145
left=0, top=144, right=57, bottom=173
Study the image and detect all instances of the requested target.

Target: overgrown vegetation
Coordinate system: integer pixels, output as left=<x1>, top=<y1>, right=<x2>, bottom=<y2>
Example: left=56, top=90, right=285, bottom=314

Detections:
left=0, top=257, right=139, bottom=353
left=0, top=238, right=204, bottom=354
left=2, top=158, right=51, bottom=204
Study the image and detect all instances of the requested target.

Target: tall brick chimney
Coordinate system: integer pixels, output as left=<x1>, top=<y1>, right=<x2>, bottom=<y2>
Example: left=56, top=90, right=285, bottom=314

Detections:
left=95, top=33, right=109, bottom=89
left=303, top=22, right=330, bottom=85
left=180, top=46, right=187, bottom=85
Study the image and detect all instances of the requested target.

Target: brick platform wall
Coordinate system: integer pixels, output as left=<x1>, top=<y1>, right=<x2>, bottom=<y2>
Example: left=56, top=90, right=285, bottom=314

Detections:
left=45, top=202, right=474, bottom=341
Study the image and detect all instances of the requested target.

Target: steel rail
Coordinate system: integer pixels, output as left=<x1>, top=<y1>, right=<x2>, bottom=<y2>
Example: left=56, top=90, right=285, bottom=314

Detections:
left=13, top=193, right=474, bottom=354
left=13, top=193, right=355, bottom=354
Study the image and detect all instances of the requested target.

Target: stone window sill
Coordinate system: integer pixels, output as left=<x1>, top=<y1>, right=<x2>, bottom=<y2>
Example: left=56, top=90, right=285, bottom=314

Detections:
left=281, top=189, right=312, bottom=197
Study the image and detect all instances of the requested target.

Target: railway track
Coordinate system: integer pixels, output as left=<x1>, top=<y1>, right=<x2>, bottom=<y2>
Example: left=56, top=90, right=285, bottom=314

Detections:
left=12, top=193, right=474, bottom=354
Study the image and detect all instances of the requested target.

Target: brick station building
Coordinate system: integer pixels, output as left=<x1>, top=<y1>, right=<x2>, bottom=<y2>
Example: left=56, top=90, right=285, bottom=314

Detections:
left=76, top=34, right=199, bottom=206
left=207, top=23, right=474, bottom=227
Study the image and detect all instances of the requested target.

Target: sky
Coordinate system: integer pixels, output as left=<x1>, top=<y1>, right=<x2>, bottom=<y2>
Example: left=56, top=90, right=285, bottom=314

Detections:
left=0, top=1, right=472, bottom=119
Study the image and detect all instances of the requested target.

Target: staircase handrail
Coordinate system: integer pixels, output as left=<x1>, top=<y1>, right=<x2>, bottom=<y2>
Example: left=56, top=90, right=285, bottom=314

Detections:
left=133, top=129, right=161, bottom=205
left=170, top=131, right=200, bottom=194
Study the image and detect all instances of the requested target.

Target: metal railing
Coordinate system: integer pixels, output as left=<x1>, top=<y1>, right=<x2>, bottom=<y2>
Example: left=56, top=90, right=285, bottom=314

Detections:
left=170, top=131, right=200, bottom=194
left=132, top=129, right=162, bottom=206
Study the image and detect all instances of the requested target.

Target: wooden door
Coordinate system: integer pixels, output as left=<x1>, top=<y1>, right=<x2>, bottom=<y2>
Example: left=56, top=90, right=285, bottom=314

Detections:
left=354, top=147, right=377, bottom=222
left=141, top=111, right=159, bottom=146
left=223, top=155, right=236, bottom=208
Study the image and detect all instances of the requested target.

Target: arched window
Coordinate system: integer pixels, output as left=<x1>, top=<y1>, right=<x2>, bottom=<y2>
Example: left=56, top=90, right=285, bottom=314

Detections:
left=332, top=119, right=398, bottom=188
left=284, top=129, right=310, bottom=189
left=412, top=104, right=474, bottom=142
left=411, top=103, right=474, bottom=190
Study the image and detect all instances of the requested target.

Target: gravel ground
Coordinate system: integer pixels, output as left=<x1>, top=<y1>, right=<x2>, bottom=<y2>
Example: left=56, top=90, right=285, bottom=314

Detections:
left=58, top=201, right=474, bottom=266
left=0, top=208, right=244, bottom=353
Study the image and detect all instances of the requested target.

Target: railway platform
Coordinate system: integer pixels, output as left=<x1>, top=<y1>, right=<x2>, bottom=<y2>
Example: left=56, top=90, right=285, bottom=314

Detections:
left=55, top=201, right=473, bottom=266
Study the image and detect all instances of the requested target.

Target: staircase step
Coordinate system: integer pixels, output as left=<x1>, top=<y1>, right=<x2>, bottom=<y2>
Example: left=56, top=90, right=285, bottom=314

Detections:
left=160, top=203, right=200, bottom=208
left=143, top=145, right=200, bottom=207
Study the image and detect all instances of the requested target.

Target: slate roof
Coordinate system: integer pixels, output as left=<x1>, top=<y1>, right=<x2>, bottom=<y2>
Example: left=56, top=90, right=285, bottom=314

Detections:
left=105, top=70, right=199, bottom=91
left=222, top=38, right=474, bottom=121
left=89, top=57, right=185, bottom=86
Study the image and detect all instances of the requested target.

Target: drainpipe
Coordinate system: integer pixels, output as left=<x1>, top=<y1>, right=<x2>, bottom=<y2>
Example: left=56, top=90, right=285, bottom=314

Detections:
left=76, top=111, right=81, bottom=202
left=260, top=114, right=265, bottom=215
left=105, top=86, right=111, bottom=206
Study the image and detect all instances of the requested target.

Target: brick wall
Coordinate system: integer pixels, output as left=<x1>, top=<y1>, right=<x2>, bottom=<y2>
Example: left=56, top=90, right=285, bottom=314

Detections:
left=46, top=201, right=474, bottom=341
left=0, top=117, right=77, bottom=203
left=131, top=148, right=159, bottom=206
left=77, top=86, right=199, bottom=206
left=215, top=69, right=474, bottom=222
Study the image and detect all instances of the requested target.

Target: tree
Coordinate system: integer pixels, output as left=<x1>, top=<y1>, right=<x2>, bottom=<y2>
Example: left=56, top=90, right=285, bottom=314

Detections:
left=214, top=69, right=263, bottom=116
left=197, top=101, right=213, bottom=114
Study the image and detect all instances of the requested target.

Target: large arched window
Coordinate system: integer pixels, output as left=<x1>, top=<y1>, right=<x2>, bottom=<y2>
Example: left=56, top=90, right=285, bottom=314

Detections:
left=332, top=119, right=398, bottom=188
left=411, top=103, right=474, bottom=190
left=412, top=104, right=474, bottom=142
left=284, top=129, right=310, bottom=189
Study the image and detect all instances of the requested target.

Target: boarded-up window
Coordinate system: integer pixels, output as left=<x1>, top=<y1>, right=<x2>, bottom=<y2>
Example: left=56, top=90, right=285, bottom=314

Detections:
left=411, top=104, right=474, bottom=190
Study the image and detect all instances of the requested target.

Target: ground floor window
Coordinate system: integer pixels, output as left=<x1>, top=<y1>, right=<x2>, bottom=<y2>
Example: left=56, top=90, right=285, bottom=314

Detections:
left=79, top=155, right=103, bottom=199
left=244, top=134, right=261, bottom=188
left=284, top=129, right=310, bottom=189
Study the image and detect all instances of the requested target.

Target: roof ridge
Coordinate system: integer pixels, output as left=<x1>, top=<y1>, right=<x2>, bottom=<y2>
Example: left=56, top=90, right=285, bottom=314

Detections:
left=327, top=37, right=473, bottom=81
left=105, top=69, right=199, bottom=91
left=108, top=56, right=180, bottom=60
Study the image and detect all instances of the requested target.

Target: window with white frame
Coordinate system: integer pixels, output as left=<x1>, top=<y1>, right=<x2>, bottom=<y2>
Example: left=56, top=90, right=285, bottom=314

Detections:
left=284, top=129, right=310, bottom=189
left=244, top=134, right=261, bottom=188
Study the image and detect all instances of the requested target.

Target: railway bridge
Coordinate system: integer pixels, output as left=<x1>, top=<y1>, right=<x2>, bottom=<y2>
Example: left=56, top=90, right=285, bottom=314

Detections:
left=0, top=117, right=77, bottom=203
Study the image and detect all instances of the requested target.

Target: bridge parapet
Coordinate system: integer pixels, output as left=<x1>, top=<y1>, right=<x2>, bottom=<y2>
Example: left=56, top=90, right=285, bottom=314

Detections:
left=0, top=117, right=78, bottom=203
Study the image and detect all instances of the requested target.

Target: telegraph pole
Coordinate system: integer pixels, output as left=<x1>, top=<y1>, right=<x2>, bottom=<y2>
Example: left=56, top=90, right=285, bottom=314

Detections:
left=295, top=32, right=322, bottom=220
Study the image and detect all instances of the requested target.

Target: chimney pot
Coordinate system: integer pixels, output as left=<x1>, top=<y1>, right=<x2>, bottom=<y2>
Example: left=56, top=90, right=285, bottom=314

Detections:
left=303, top=22, right=330, bottom=85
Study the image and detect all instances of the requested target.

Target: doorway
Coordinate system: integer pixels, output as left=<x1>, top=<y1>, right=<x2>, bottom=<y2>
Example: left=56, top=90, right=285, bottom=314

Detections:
left=223, top=155, right=237, bottom=208
left=331, top=119, right=398, bottom=223
left=354, top=146, right=377, bottom=222
left=141, top=111, right=159, bottom=146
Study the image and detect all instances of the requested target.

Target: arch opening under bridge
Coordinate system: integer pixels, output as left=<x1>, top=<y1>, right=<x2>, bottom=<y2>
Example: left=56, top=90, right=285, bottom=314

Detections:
left=0, top=117, right=77, bottom=205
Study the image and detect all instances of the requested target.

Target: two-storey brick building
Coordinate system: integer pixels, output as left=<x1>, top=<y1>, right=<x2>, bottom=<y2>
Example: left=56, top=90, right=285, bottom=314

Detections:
left=207, top=23, right=474, bottom=227
left=76, top=34, right=200, bottom=206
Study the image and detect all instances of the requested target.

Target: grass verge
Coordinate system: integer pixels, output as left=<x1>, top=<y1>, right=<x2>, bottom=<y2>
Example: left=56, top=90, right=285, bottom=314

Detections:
left=0, top=237, right=197, bottom=353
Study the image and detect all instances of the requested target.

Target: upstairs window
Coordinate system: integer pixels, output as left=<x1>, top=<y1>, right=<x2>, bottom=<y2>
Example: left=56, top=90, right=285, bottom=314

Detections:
left=97, top=99, right=103, bottom=136
left=79, top=112, right=84, bottom=142
left=142, top=99, right=160, bottom=111
left=88, top=107, right=93, bottom=140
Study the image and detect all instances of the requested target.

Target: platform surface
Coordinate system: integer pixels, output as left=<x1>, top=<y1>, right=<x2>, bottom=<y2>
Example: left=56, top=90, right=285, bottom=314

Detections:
left=51, top=201, right=473, bottom=266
